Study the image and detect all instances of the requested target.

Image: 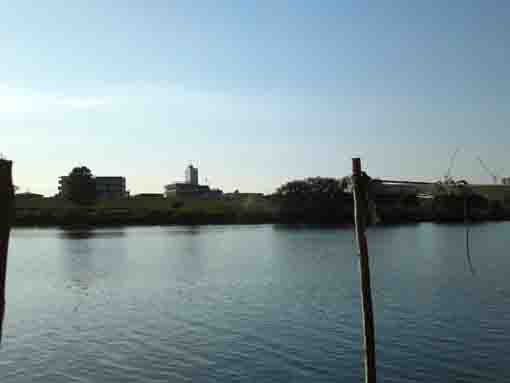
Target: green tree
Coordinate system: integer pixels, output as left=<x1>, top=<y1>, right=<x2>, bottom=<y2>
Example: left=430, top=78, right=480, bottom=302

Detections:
left=275, top=177, right=350, bottom=223
left=67, top=166, right=96, bottom=205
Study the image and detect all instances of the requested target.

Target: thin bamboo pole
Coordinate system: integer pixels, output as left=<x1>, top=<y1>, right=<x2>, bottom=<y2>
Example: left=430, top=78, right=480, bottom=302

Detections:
left=0, top=159, right=13, bottom=342
left=352, top=158, right=377, bottom=383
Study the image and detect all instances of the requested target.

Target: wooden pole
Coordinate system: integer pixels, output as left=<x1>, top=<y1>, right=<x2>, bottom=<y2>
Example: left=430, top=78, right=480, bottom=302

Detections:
left=352, top=158, right=377, bottom=383
left=0, top=159, right=14, bottom=342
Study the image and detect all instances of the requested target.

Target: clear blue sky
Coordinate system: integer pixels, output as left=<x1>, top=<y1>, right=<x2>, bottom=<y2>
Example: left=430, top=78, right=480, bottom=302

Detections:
left=1, top=1, right=509, bottom=195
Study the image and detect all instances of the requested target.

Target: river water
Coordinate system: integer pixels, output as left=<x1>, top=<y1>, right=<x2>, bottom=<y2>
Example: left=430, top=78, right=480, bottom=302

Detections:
left=3, top=223, right=510, bottom=382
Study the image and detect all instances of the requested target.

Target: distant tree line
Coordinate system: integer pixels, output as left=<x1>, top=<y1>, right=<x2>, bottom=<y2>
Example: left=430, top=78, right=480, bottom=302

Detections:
left=274, top=177, right=353, bottom=224
left=22, top=168, right=502, bottom=225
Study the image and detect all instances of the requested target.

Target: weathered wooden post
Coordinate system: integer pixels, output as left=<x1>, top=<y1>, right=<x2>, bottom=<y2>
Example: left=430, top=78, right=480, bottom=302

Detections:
left=352, top=158, right=377, bottom=383
left=0, top=159, right=14, bottom=342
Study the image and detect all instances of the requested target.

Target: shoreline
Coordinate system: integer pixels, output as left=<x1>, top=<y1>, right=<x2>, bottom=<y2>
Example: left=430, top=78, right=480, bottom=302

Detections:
left=13, top=194, right=510, bottom=228
left=12, top=215, right=510, bottom=229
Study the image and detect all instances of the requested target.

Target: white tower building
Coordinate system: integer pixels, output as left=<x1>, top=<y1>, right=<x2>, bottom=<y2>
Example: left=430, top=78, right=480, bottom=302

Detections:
left=185, top=164, right=199, bottom=185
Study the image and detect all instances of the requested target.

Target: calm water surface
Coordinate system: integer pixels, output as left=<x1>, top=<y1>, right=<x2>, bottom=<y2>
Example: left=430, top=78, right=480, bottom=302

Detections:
left=3, top=223, right=510, bottom=382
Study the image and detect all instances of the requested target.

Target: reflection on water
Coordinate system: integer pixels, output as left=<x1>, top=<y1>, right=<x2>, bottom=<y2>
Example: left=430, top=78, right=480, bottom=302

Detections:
left=273, top=223, right=352, bottom=231
left=60, top=228, right=127, bottom=292
left=59, top=228, right=127, bottom=240
left=61, top=235, right=93, bottom=291
left=4, top=223, right=510, bottom=383
left=164, top=226, right=208, bottom=287
left=166, top=225, right=203, bottom=235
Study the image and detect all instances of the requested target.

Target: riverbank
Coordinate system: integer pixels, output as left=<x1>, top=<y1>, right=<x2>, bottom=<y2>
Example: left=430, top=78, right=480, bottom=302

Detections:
left=12, top=194, right=510, bottom=227
left=14, top=196, right=277, bottom=227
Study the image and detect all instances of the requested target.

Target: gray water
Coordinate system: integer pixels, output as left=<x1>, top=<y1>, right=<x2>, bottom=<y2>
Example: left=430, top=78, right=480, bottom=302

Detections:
left=3, top=223, right=510, bottom=382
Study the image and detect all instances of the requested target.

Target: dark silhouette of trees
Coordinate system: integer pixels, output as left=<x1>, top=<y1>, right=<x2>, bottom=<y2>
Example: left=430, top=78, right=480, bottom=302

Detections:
left=433, top=192, right=490, bottom=220
left=275, top=177, right=352, bottom=223
left=67, top=166, right=97, bottom=205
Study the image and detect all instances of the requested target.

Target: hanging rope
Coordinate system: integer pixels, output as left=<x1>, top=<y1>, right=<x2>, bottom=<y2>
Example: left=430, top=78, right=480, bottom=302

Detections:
left=464, top=194, right=476, bottom=275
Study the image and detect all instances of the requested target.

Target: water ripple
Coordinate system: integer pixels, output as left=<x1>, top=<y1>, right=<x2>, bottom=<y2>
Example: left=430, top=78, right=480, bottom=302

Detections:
left=5, top=224, right=510, bottom=382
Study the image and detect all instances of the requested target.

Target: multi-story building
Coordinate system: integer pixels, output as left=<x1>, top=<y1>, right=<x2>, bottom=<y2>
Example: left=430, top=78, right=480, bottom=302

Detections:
left=95, top=177, right=127, bottom=199
left=58, top=176, right=71, bottom=198
left=58, top=175, right=127, bottom=200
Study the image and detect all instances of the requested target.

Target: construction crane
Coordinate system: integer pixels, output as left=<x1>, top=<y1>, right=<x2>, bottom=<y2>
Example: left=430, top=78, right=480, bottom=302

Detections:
left=477, top=157, right=499, bottom=184
left=430, top=148, right=469, bottom=197
left=444, top=147, right=460, bottom=183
